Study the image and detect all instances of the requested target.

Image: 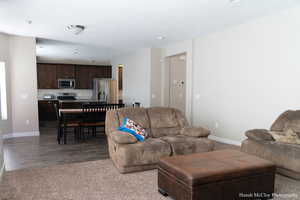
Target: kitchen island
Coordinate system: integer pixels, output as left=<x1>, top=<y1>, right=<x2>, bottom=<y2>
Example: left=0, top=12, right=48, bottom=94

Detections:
left=38, top=99, right=113, bottom=121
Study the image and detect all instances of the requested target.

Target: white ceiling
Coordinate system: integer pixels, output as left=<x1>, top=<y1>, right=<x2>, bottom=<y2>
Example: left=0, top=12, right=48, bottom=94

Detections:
left=36, top=39, right=113, bottom=65
left=0, top=0, right=299, bottom=63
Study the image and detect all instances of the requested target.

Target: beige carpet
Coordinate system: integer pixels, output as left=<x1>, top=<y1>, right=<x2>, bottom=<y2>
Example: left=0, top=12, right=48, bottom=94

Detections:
left=0, top=159, right=299, bottom=200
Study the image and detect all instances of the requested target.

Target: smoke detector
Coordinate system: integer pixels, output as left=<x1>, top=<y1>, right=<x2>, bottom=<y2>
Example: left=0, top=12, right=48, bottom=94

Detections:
left=156, top=36, right=166, bottom=40
left=66, top=25, right=85, bottom=35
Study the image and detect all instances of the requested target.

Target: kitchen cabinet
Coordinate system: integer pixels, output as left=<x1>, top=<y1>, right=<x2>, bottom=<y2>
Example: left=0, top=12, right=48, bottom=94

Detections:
left=38, top=100, right=58, bottom=121
left=93, top=66, right=112, bottom=78
left=37, top=64, right=57, bottom=89
left=37, top=63, right=112, bottom=89
left=75, top=65, right=94, bottom=89
left=103, top=66, right=112, bottom=78
left=56, top=64, right=75, bottom=79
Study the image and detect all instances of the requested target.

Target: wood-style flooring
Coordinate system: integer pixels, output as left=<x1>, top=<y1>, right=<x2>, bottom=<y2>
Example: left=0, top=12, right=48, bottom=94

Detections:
left=4, top=122, right=239, bottom=171
left=4, top=123, right=109, bottom=171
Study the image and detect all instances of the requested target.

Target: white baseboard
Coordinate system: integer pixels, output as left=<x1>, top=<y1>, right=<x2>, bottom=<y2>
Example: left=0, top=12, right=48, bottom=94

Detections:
left=209, top=135, right=242, bottom=146
left=3, top=131, right=40, bottom=139
left=0, top=163, right=4, bottom=182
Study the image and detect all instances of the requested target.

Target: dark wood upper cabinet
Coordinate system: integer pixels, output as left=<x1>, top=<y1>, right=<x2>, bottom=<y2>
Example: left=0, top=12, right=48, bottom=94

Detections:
left=93, top=66, right=112, bottom=78
left=37, top=64, right=57, bottom=89
left=93, top=66, right=103, bottom=78
left=56, top=64, right=75, bottom=79
left=75, top=65, right=94, bottom=89
left=103, top=66, right=112, bottom=78
left=37, top=63, right=112, bottom=89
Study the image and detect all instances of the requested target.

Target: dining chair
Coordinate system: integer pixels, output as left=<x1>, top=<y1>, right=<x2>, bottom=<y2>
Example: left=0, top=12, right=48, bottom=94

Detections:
left=80, top=103, right=125, bottom=138
left=54, top=103, right=81, bottom=144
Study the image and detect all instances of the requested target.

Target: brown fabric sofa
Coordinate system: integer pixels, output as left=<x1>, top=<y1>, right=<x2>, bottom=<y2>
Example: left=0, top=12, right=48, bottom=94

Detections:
left=105, top=107, right=214, bottom=173
left=241, top=110, right=300, bottom=180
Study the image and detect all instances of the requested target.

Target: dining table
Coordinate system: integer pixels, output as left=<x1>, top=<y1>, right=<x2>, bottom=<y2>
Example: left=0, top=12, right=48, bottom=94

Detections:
left=59, top=108, right=84, bottom=115
left=59, top=104, right=125, bottom=116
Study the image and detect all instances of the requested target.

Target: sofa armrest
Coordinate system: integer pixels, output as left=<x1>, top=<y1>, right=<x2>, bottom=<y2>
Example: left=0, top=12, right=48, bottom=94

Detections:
left=109, top=131, right=138, bottom=144
left=181, top=127, right=210, bottom=137
left=245, top=129, right=275, bottom=142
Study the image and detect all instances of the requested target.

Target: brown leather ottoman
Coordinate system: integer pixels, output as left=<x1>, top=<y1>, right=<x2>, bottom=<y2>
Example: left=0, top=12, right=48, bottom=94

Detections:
left=158, top=150, right=275, bottom=200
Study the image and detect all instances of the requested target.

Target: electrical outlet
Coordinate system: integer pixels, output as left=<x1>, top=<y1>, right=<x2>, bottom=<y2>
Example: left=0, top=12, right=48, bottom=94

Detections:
left=26, top=120, right=30, bottom=125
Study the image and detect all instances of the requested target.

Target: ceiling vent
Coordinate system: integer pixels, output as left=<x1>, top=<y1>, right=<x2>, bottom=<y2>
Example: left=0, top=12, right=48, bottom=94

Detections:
left=66, top=25, right=85, bottom=35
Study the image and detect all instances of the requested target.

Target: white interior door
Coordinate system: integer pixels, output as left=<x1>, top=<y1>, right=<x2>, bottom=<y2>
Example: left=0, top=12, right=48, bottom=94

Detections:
left=169, top=53, right=186, bottom=113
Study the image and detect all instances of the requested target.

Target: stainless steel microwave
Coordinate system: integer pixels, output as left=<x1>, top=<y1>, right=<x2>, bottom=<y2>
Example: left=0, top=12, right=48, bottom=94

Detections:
left=58, top=79, right=75, bottom=89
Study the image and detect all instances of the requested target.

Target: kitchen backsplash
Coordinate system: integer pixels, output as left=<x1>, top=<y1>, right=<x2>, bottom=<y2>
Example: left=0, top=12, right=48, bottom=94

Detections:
left=38, top=89, right=93, bottom=100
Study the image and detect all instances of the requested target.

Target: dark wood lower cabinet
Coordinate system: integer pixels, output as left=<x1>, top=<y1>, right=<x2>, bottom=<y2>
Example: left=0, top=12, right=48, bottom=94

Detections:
left=38, top=100, right=58, bottom=121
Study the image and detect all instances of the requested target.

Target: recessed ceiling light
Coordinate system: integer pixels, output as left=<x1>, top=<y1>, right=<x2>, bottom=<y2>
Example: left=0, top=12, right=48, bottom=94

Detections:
left=156, top=36, right=166, bottom=40
left=230, top=0, right=241, bottom=3
left=67, top=25, right=85, bottom=35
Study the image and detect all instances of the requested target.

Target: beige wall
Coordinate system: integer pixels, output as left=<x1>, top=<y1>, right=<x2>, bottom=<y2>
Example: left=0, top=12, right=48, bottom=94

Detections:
left=0, top=34, right=38, bottom=178
left=0, top=34, right=39, bottom=139
left=109, top=6, right=300, bottom=145
left=150, top=48, right=163, bottom=106
left=0, top=34, right=12, bottom=135
left=9, top=36, right=39, bottom=134
left=0, top=33, right=11, bottom=179
left=111, top=48, right=163, bottom=108
left=192, top=6, right=300, bottom=143
left=111, top=49, right=152, bottom=107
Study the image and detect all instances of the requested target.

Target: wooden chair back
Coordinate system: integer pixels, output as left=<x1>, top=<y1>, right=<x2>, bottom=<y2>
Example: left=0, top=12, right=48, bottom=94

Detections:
left=82, top=103, right=125, bottom=123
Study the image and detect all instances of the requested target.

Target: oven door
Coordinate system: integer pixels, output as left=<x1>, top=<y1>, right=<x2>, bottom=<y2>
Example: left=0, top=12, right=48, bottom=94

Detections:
left=58, top=79, right=75, bottom=89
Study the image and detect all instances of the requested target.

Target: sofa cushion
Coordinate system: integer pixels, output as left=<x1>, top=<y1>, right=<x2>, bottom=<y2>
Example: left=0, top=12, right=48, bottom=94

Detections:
left=269, top=129, right=300, bottom=145
left=160, top=135, right=214, bottom=155
left=241, top=139, right=300, bottom=179
left=110, top=130, right=138, bottom=144
left=284, top=119, right=300, bottom=133
left=270, top=110, right=300, bottom=131
left=245, top=129, right=275, bottom=142
left=175, top=109, right=189, bottom=127
left=147, top=107, right=178, bottom=128
left=116, top=138, right=171, bottom=167
left=181, top=127, right=210, bottom=137
left=117, top=107, right=150, bottom=129
left=151, top=127, right=181, bottom=138
left=105, top=110, right=120, bottom=133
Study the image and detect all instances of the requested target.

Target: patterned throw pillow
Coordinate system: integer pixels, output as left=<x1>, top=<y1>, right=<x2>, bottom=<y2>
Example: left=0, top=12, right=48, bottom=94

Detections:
left=118, top=118, right=148, bottom=142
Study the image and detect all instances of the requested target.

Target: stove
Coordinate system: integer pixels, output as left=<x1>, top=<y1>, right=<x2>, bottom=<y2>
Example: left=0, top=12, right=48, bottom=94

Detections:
left=57, top=93, right=77, bottom=100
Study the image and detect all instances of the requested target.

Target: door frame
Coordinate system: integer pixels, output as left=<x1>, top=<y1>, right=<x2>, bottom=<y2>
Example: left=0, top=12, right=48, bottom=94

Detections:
left=162, top=51, right=192, bottom=123
left=167, top=53, right=187, bottom=112
left=116, top=64, right=123, bottom=102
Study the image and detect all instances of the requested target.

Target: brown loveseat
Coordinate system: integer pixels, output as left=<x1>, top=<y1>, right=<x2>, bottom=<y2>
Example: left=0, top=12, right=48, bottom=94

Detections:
left=105, top=107, right=214, bottom=173
left=241, top=110, right=300, bottom=180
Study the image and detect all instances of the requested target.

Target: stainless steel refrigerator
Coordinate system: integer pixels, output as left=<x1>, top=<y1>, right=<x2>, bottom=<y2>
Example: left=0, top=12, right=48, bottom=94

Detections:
left=92, top=78, right=118, bottom=103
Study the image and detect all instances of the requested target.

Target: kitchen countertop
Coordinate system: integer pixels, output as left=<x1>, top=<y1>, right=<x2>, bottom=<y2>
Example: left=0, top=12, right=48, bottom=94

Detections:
left=58, top=99, right=105, bottom=103
left=38, top=98, right=107, bottom=103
